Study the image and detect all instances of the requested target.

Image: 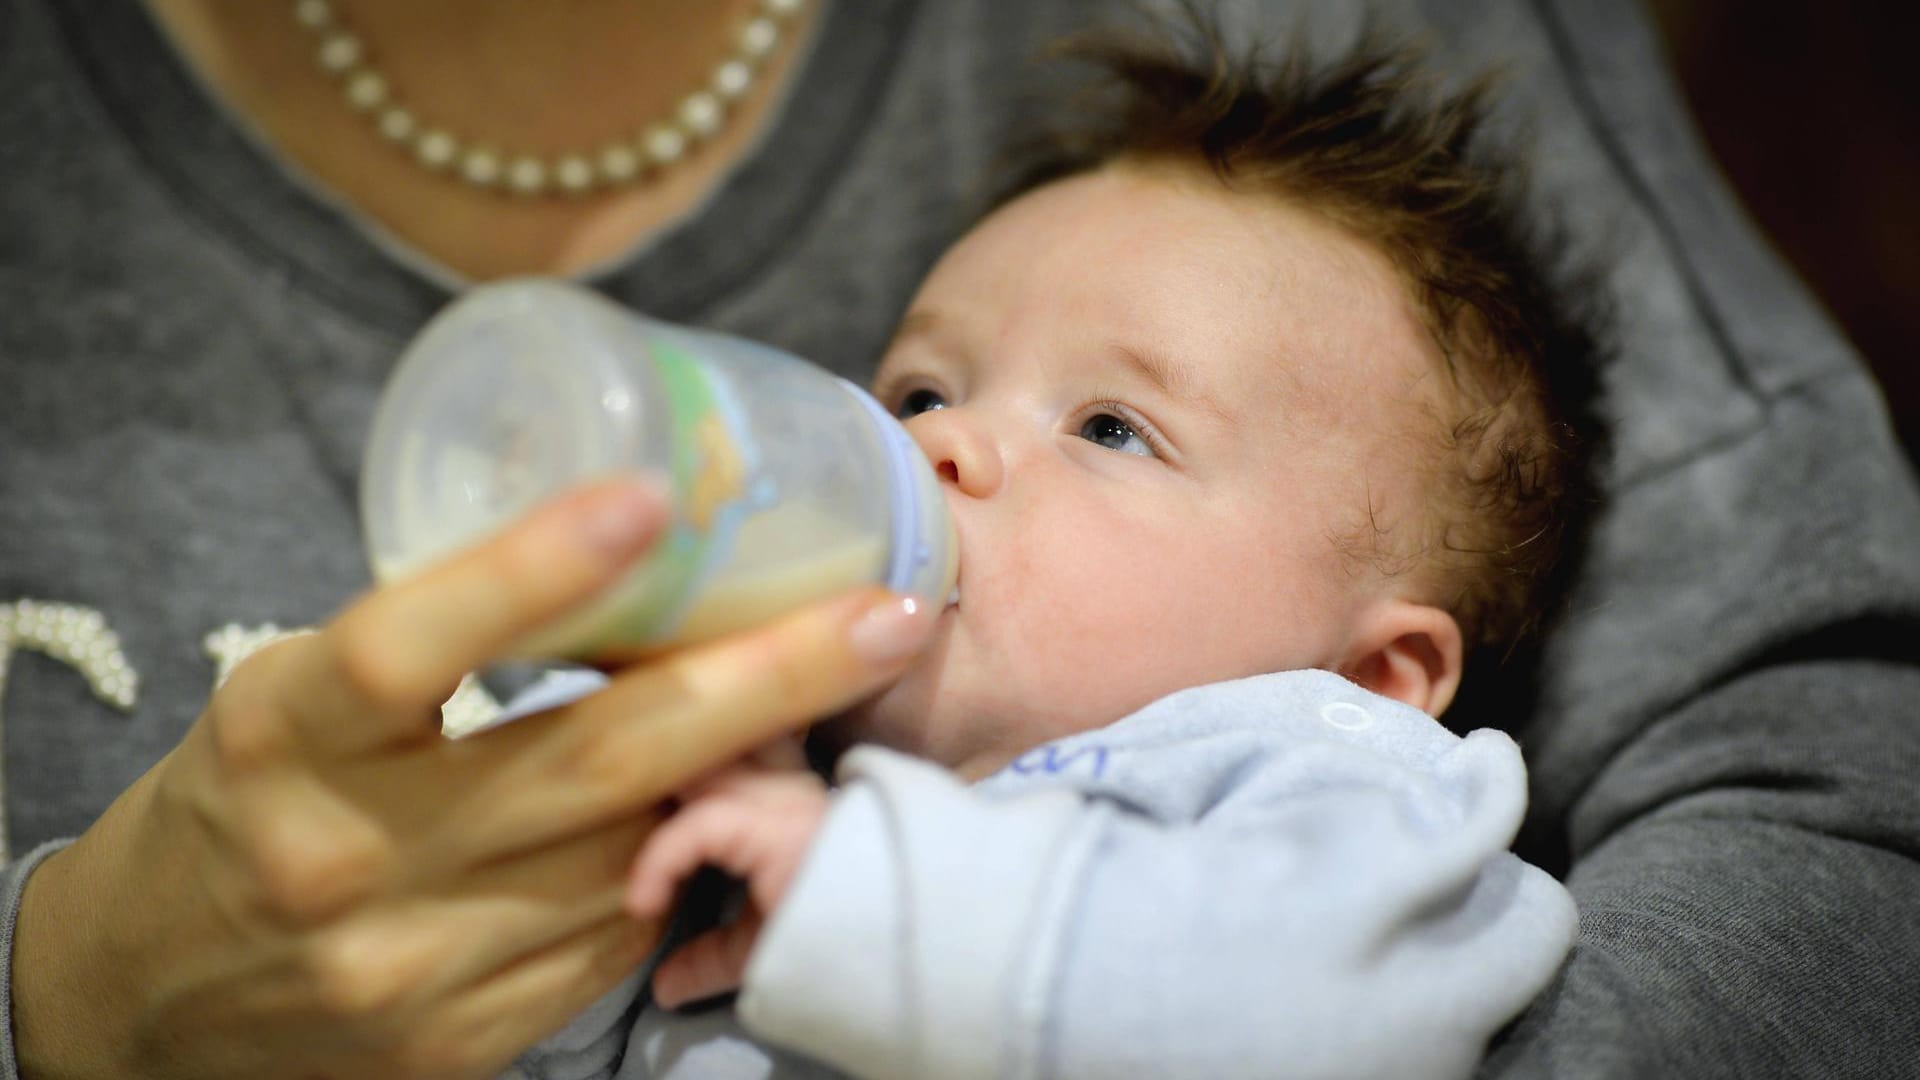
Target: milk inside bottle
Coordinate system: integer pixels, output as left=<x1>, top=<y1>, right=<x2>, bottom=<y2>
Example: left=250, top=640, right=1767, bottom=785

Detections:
left=360, top=279, right=956, bottom=660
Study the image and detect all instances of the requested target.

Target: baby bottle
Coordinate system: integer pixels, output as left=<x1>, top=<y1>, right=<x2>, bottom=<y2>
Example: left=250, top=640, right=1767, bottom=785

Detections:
left=360, top=279, right=956, bottom=660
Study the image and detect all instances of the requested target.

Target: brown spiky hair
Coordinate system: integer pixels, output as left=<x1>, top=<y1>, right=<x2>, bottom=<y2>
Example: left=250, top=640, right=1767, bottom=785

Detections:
left=991, top=10, right=1610, bottom=670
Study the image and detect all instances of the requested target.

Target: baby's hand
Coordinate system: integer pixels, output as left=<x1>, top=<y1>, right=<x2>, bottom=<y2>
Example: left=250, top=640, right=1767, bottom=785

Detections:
left=625, top=743, right=830, bottom=1009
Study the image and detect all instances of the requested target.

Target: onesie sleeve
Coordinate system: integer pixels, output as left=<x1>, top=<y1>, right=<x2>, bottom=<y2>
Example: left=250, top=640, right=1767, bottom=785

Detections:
left=737, top=671, right=1576, bottom=1080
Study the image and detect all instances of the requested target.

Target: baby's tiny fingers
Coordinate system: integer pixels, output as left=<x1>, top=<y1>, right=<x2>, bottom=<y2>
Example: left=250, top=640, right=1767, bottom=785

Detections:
left=650, top=913, right=765, bottom=1010
left=624, top=799, right=749, bottom=918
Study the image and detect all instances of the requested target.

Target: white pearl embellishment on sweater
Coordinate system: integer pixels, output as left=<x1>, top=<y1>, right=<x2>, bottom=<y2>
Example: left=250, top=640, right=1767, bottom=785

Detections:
left=0, top=600, right=138, bottom=712
left=0, top=607, right=507, bottom=732
left=204, top=623, right=502, bottom=737
left=0, top=606, right=506, bottom=859
left=0, top=600, right=139, bottom=860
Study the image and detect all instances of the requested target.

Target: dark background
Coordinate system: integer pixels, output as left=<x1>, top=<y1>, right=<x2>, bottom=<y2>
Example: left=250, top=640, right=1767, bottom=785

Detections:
left=1645, top=0, right=1920, bottom=470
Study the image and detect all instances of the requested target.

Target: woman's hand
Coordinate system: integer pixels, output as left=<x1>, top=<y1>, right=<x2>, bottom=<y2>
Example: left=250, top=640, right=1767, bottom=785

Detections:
left=625, top=743, right=832, bottom=1010
left=9, top=479, right=937, bottom=1080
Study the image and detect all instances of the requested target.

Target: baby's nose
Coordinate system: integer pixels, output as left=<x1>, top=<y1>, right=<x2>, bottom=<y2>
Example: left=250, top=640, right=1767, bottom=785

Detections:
left=907, top=408, right=1002, bottom=499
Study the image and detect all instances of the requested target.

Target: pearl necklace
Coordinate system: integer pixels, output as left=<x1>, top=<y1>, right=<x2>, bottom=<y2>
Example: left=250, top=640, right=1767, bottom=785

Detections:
left=292, top=0, right=807, bottom=197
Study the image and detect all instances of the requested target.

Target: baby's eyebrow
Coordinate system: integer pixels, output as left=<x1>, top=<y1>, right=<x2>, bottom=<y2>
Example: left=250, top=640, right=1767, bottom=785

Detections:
left=874, top=310, right=954, bottom=387
left=1111, top=341, right=1238, bottom=431
left=887, top=308, right=944, bottom=351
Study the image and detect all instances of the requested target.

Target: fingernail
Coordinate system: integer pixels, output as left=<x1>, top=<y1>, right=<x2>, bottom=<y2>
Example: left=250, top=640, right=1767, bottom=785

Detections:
left=579, top=475, right=668, bottom=561
left=848, top=594, right=937, bottom=667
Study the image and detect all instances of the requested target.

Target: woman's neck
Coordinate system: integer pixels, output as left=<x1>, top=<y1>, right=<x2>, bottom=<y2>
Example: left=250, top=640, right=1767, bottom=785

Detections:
left=144, top=0, right=819, bottom=281
left=311, top=1, right=764, bottom=153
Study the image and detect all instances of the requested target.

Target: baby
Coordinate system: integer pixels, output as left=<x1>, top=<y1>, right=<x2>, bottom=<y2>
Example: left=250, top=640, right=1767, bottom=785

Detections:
left=520, top=20, right=1607, bottom=1080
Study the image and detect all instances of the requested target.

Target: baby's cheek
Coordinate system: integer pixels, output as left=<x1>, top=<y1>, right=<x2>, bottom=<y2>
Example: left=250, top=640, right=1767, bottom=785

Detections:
left=997, top=578, right=1195, bottom=734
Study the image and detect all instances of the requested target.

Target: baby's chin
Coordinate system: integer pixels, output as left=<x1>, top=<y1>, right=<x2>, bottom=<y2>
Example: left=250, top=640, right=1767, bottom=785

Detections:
left=815, top=682, right=937, bottom=762
left=813, top=672, right=994, bottom=773
left=816, top=680, right=1050, bottom=783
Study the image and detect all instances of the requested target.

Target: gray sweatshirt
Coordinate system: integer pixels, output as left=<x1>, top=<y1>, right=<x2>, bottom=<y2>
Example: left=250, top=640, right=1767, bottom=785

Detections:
left=557, top=670, right=1574, bottom=1080
left=6, top=0, right=1920, bottom=1077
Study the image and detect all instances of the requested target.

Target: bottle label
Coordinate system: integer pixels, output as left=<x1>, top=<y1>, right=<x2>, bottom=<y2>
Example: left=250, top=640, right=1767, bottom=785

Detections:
left=595, top=334, right=759, bottom=649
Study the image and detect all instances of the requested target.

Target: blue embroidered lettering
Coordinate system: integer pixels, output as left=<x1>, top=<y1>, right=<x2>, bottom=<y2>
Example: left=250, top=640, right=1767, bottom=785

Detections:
left=1009, top=744, right=1109, bottom=779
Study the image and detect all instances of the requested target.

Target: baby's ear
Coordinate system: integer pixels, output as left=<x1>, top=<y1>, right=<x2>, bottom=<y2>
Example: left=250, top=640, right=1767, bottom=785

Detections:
left=1337, top=601, right=1464, bottom=717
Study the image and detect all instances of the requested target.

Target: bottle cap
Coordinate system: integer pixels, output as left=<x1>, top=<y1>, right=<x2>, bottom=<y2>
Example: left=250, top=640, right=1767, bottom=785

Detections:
left=840, top=379, right=960, bottom=608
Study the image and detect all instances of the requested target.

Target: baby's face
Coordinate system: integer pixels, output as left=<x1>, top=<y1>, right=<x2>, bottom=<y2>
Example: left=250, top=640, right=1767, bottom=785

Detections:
left=827, top=164, right=1448, bottom=778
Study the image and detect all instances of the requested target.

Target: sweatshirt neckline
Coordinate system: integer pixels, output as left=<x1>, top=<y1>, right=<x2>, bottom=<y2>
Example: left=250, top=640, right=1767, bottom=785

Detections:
left=52, top=0, right=918, bottom=335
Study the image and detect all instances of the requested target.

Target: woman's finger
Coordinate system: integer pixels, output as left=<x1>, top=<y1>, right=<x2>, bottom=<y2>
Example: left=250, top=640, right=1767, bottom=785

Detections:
left=285, top=478, right=668, bottom=757
left=414, top=914, right=663, bottom=1079
left=412, top=588, right=936, bottom=864
left=745, top=735, right=809, bottom=772
left=307, top=812, right=666, bottom=1019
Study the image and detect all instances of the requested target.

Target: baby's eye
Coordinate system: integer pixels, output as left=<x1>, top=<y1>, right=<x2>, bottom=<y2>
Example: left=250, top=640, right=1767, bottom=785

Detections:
left=893, top=388, right=948, bottom=420
left=1079, top=413, right=1154, bottom=457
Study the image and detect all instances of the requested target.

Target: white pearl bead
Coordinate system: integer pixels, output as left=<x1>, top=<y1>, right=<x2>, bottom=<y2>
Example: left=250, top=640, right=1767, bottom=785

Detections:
left=415, top=128, right=459, bottom=168
left=317, top=32, right=362, bottom=74
left=294, top=0, right=333, bottom=30
left=344, top=70, right=388, bottom=111
left=440, top=674, right=505, bottom=738
left=740, top=17, right=780, bottom=60
left=506, top=156, right=548, bottom=194
left=460, top=147, right=502, bottom=186
left=555, top=155, right=596, bottom=194
left=678, top=91, right=724, bottom=140
left=598, top=142, right=641, bottom=183
left=713, top=59, right=754, bottom=101
left=378, top=106, right=416, bottom=141
left=645, top=124, right=687, bottom=165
